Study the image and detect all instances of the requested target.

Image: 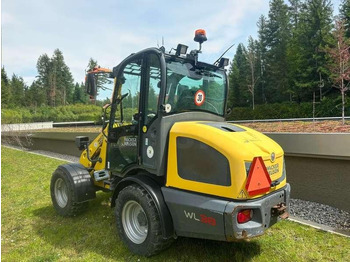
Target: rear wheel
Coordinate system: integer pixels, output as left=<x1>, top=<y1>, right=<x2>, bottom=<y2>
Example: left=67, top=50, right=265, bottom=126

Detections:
left=50, top=169, right=88, bottom=217
left=115, top=184, right=173, bottom=256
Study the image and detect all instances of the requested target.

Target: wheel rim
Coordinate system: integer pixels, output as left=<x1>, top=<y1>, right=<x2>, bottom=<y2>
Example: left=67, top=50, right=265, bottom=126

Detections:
left=122, top=200, right=148, bottom=244
left=54, top=178, right=68, bottom=208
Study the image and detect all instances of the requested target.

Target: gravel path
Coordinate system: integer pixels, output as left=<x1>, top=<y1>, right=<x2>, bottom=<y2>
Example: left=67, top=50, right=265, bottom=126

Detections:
left=2, top=144, right=79, bottom=163
left=3, top=144, right=350, bottom=234
left=290, top=199, right=350, bottom=231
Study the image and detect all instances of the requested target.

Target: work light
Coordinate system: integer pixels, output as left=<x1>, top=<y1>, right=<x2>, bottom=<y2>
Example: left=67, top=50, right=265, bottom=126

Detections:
left=176, top=44, right=188, bottom=56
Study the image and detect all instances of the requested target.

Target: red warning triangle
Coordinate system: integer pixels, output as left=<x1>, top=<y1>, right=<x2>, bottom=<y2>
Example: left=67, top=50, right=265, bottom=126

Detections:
left=245, top=157, right=271, bottom=196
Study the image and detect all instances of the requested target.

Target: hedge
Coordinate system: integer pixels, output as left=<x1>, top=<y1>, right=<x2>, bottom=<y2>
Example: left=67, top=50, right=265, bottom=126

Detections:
left=227, top=96, right=349, bottom=121
left=1, top=104, right=102, bottom=124
left=2, top=96, right=349, bottom=124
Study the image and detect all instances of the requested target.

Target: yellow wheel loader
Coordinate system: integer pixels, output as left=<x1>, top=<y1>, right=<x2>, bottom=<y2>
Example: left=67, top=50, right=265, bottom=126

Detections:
left=50, top=29, right=290, bottom=256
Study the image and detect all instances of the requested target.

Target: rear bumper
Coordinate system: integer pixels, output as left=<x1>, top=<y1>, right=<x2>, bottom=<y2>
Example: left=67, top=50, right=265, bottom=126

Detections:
left=161, top=183, right=291, bottom=241
left=225, top=183, right=291, bottom=240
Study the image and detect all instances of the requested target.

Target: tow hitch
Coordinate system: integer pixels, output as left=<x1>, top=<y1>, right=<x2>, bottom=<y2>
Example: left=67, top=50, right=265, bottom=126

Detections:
left=272, top=203, right=289, bottom=219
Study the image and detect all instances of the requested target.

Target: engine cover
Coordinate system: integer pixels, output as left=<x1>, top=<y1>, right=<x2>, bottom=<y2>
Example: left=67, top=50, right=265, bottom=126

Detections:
left=166, top=121, right=286, bottom=200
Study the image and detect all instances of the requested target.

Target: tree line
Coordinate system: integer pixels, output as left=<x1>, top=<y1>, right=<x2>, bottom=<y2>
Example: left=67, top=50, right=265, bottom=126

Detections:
left=1, top=49, right=96, bottom=109
left=2, top=0, right=349, bottom=120
left=228, top=0, right=350, bottom=115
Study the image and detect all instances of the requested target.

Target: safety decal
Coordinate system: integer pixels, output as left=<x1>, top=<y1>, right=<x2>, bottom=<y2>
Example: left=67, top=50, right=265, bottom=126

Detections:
left=146, top=146, right=154, bottom=158
left=142, top=125, right=147, bottom=133
left=237, top=190, right=247, bottom=199
left=194, top=90, right=205, bottom=106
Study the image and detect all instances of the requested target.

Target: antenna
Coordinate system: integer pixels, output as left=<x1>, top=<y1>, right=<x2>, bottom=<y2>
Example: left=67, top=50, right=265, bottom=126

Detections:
left=214, top=43, right=235, bottom=66
left=162, top=36, right=164, bottom=46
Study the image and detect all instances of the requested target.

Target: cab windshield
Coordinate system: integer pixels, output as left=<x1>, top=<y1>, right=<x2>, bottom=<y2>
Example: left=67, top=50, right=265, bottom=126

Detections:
left=165, top=60, right=226, bottom=116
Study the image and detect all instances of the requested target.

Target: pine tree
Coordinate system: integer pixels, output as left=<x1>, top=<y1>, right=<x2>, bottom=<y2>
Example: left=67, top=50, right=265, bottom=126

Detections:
left=73, top=82, right=89, bottom=104
left=245, top=36, right=260, bottom=109
left=340, top=0, right=350, bottom=38
left=289, top=0, right=302, bottom=30
left=26, top=80, right=47, bottom=107
left=296, top=0, right=334, bottom=101
left=1, top=67, right=11, bottom=108
left=10, top=74, right=26, bottom=107
left=36, top=49, right=75, bottom=106
left=265, top=0, right=291, bottom=103
left=287, top=0, right=304, bottom=102
left=228, top=43, right=249, bottom=108
left=256, top=15, right=268, bottom=104
left=51, top=49, right=74, bottom=105
left=37, top=53, right=54, bottom=106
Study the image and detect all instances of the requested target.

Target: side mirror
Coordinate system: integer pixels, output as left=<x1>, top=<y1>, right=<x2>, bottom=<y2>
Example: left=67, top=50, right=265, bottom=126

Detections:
left=75, top=136, right=89, bottom=151
left=86, top=72, right=97, bottom=98
left=102, top=103, right=111, bottom=128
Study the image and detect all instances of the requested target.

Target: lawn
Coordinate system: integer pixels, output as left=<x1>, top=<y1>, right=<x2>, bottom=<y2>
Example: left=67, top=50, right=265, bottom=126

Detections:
left=1, top=147, right=350, bottom=262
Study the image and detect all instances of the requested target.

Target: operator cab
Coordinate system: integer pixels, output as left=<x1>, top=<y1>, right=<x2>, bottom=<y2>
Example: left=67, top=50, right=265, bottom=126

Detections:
left=86, top=29, right=230, bottom=178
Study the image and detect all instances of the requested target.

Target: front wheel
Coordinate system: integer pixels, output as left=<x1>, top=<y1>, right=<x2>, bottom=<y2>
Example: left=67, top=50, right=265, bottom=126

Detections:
left=115, top=184, right=173, bottom=256
left=50, top=168, right=88, bottom=217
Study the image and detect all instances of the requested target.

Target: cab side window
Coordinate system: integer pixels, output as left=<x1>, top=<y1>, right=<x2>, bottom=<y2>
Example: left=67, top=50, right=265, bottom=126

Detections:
left=120, top=61, right=142, bottom=123
left=144, top=54, right=161, bottom=126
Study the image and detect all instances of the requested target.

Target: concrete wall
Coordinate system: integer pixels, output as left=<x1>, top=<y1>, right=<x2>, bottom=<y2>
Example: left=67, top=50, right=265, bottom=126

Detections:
left=265, top=133, right=350, bottom=212
left=3, top=131, right=350, bottom=211
left=1, top=122, right=53, bottom=132
left=285, top=156, right=350, bottom=211
left=26, top=132, right=99, bottom=157
left=265, top=133, right=350, bottom=160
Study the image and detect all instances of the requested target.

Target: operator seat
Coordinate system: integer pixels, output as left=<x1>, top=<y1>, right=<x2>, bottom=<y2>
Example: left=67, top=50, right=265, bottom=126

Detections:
left=175, top=86, right=196, bottom=112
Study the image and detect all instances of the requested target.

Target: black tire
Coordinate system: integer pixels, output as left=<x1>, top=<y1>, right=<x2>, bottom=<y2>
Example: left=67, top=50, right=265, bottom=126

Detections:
left=115, top=184, right=173, bottom=256
left=50, top=168, right=88, bottom=217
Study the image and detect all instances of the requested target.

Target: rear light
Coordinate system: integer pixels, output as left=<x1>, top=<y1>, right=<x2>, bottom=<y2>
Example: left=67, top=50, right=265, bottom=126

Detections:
left=237, top=209, right=253, bottom=224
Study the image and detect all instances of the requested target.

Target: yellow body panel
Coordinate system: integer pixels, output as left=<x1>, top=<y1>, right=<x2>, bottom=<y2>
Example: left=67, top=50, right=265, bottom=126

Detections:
left=79, top=127, right=108, bottom=188
left=79, top=121, right=125, bottom=189
left=166, top=121, right=287, bottom=200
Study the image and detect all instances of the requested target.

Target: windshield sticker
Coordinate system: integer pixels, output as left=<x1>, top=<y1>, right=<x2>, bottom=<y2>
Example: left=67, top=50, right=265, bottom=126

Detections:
left=194, top=90, right=205, bottom=106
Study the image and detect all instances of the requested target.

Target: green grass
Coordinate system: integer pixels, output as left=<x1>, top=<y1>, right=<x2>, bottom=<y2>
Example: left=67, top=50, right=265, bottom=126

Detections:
left=2, top=147, right=350, bottom=262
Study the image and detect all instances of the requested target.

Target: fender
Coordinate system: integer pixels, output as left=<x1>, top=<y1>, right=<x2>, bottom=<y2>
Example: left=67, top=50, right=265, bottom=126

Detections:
left=111, top=174, right=175, bottom=239
left=57, top=163, right=96, bottom=202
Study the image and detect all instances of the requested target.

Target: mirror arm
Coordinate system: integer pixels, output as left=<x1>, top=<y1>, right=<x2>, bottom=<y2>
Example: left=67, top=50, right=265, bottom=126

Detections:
left=101, top=104, right=111, bottom=139
left=83, top=142, right=102, bottom=164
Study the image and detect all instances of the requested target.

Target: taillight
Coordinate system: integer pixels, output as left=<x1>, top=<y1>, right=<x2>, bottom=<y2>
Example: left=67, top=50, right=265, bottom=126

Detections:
left=237, top=209, right=253, bottom=224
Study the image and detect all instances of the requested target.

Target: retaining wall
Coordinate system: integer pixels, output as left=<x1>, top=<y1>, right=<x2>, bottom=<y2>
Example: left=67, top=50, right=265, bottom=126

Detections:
left=2, top=131, right=349, bottom=211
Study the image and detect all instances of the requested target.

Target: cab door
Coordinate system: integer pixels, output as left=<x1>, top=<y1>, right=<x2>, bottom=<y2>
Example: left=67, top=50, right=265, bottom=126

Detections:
left=107, top=57, right=143, bottom=173
left=140, top=53, right=162, bottom=170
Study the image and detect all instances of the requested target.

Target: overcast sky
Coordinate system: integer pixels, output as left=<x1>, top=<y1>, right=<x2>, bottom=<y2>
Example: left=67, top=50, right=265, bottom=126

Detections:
left=1, top=0, right=342, bottom=86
